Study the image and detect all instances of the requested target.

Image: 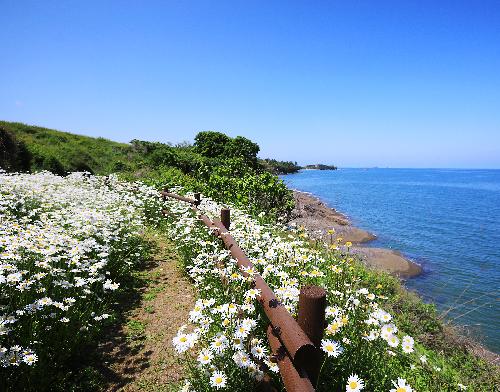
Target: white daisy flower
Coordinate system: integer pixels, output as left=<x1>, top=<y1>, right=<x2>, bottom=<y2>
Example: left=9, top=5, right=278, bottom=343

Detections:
left=389, top=378, right=413, bottom=392
left=210, top=370, right=227, bottom=389
left=321, top=339, right=343, bottom=358
left=346, top=374, right=364, bottom=391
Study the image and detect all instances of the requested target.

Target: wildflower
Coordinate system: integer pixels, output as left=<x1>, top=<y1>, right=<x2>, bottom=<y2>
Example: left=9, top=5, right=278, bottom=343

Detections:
left=325, top=306, right=340, bottom=318
left=381, top=323, right=398, bottom=339
left=346, top=374, right=364, bottom=392
left=326, top=321, right=342, bottom=336
left=172, top=331, right=195, bottom=353
left=22, top=352, right=38, bottom=365
left=377, top=310, right=393, bottom=323
left=103, top=279, right=120, bottom=291
left=211, top=334, right=228, bottom=354
left=457, top=383, right=467, bottom=390
left=197, top=349, right=213, bottom=365
left=390, top=378, right=413, bottom=392
left=387, top=334, right=400, bottom=348
left=420, top=355, right=427, bottom=363
left=402, top=343, right=414, bottom=353
left=233, top=350, right=252, bottom=368
left=321, top=339, right=343, bottom=357
left=210, top=370, right=227, bottom=389
left=251, top=344, right=268, bottom=359
left=245, top=288, right=261, bottom=299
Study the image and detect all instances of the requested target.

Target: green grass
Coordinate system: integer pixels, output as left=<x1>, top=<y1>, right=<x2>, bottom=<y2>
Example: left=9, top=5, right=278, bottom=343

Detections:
left=0, top=120, right=130, bottom=174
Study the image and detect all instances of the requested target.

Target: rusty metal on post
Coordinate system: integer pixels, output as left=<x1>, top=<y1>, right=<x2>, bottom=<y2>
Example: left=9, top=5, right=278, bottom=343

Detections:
left=297, top=286, right=327, bottom=385
left=212, top=219, right=316, bottom=371
left=267, top=325, right=314, bottom=392
left=220, top=208, right=230, bottom=230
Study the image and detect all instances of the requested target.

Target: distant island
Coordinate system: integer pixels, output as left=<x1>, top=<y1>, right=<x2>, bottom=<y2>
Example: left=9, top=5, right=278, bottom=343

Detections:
left=303, top=163, right=337, bottom=170
left=262, top=161, right=338, bottom=175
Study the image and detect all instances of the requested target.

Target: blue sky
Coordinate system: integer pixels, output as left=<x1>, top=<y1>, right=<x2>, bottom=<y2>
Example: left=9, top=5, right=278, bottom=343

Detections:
left=1, top=1, right=499, bottom=168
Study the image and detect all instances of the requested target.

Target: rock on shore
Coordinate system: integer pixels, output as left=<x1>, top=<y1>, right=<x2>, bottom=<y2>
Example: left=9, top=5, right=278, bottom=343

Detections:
left=289, top=190, right=422, bottom=278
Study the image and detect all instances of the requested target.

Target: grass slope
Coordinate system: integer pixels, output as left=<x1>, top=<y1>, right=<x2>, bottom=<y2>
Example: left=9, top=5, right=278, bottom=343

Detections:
left=0, top=121, right=130, bottom=174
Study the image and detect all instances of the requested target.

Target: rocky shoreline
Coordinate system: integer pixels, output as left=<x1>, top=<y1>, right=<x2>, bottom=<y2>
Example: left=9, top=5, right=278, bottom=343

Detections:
left=289, top=190, right=422, bottom=278
left=288, top=190, right=500, bottom=363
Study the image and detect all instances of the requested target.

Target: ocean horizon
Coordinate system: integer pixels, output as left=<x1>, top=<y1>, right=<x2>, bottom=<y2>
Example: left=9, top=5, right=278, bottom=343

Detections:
left=281, top=168, right=500, bottom=353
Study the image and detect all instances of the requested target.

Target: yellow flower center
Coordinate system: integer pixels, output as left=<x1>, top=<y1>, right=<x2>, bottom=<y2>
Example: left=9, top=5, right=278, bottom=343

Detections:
left=215, top=377, right=223, bottom=384
left=349, top=381, right=358, bottom=389
left=180, top=337, right=187, bottom=343
left=397, top=388, right=406, bottom=392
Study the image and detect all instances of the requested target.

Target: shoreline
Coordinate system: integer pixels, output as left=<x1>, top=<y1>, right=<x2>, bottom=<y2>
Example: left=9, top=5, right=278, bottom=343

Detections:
left=289, top=190, right=423, bottom=278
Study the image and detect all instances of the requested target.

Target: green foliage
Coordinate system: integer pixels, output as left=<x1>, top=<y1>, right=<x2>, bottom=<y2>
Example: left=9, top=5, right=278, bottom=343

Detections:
left=0, top=127, right=32, bottom=171
left=194, top=132, right=260, bottom=167
left=224, top=136, right=260, bottom=167
left=260, top=158, right=301, bottom=174
left=194, top=131, right=231, bottom=158
left=197, top=158, right=294, bottom=219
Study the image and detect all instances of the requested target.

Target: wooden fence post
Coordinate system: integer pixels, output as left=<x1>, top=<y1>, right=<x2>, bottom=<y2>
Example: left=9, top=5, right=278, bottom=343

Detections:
left=194, top=192, right=201, bottom=207
left=221, top=208, right=230, bottom=230
left=297, top=285, right=327, bottom=385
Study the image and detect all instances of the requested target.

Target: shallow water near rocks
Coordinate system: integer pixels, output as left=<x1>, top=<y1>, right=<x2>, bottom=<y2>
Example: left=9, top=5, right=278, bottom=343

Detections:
left=281, top=168, right=500, bottom=353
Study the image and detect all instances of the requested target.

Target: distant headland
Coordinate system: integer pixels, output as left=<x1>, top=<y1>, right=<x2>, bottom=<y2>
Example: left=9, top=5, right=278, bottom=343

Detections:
left=303, top=163, right=338, bottom=170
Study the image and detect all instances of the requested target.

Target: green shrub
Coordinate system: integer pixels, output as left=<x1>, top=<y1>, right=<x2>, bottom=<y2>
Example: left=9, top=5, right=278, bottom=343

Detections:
left=0, top=127, right=32, bottom=171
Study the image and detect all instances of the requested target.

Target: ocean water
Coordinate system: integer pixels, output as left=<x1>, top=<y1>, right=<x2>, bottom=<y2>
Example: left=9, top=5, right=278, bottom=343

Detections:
left=281, top=168, right=500, bottom=353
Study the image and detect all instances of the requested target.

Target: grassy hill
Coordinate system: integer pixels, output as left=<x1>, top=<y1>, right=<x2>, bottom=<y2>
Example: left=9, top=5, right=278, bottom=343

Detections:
left=0, top=121, right=131, bottom=174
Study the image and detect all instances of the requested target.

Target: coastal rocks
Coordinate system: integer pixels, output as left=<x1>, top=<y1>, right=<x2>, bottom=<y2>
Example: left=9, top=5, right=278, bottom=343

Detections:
left=290, top=191, right=376, bottom=243
left=351, top=247, right=422, bottom=278
left=289, top=191, right=422, bottom=278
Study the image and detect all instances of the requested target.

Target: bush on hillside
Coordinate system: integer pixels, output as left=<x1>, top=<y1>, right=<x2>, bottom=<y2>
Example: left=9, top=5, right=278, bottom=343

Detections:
left=0, top=127, right=32, bottom=171
left=197, top=158, right=294, bottom=219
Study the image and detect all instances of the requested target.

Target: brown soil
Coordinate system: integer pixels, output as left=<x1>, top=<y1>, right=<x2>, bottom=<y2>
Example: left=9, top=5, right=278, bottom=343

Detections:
left=290, top=191, right=422, bottom=277
left=99, top=235, right=195, bottom=391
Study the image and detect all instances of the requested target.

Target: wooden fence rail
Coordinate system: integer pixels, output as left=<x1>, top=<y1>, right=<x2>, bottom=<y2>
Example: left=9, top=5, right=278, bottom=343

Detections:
left=161, top=190, right=327, bottom=392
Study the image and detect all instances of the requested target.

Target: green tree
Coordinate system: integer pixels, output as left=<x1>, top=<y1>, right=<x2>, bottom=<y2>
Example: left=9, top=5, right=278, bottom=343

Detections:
left=194, top=131, right=231, bottom=158
left=225, top=136, right=260, bottom=167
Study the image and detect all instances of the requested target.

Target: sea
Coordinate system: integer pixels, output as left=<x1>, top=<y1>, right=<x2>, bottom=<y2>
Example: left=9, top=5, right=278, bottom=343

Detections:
left=281, top=168, right=500, bottom=353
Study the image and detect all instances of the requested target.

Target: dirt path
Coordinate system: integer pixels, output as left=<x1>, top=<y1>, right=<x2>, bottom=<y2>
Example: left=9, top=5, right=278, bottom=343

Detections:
left=99, top=234, right=195, bottom=391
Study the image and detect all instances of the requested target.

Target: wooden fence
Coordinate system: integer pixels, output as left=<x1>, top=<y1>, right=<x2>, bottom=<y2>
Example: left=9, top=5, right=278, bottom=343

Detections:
left=161, top=190, right=327, bottom=392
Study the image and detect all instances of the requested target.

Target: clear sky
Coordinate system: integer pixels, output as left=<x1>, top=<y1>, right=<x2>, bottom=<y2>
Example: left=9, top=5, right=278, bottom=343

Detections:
left=1, top=1, right=499, bottom=168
